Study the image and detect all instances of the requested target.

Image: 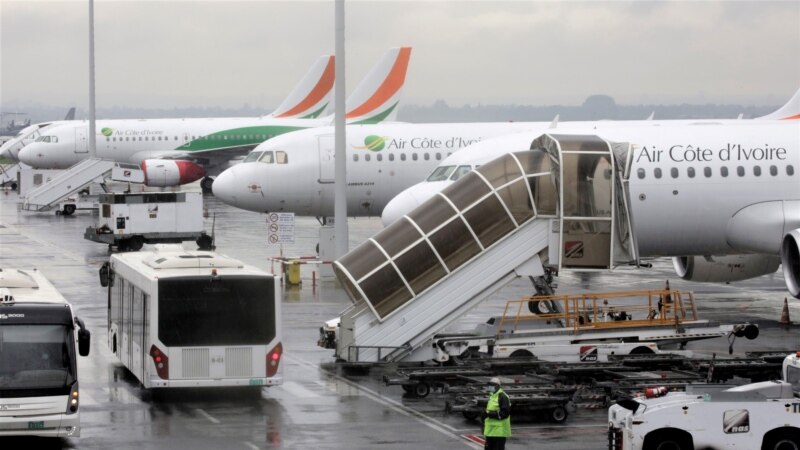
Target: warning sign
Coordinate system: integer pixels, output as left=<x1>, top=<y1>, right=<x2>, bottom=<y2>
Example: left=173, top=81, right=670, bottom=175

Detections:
left=266, top=213, right=295, bottom=244
left=565, top=241, right=584, bottom=258
left=579, top=345, right=598, bottom=362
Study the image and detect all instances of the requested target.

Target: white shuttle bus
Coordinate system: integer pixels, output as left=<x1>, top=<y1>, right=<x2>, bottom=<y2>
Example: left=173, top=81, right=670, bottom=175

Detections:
left=99, top=247, right=282, bottom=388
left=0, top=268, right=91, bottom=437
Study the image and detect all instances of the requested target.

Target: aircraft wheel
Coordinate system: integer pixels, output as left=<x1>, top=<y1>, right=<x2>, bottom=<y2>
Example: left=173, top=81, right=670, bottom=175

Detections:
left=63, top=204, right=76, bottom=216
left=201, top=177, right=214, bottom=193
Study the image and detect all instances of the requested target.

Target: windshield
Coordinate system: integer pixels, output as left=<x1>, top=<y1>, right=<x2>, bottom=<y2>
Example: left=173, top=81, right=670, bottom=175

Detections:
left=0, top=325, right=76, bottom=393
left=450, top=165, right=472, bottom=181
left=258, top=151, right=274, bottom=164
left=426, top=165, right=456, bottom=182
left=243, top=151, right=262, bottom=163
left=787, top=365, right=800, bottom=395
left=158, top=276, right=276, bottom=347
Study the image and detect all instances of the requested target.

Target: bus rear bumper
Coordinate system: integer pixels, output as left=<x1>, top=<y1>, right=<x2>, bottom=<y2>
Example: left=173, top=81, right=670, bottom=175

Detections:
left=0, top=414, right=79, bottom=437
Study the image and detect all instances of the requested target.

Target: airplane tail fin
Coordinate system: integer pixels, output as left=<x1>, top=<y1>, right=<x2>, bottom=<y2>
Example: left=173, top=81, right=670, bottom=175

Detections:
left=64, top=107, right=76, bottom=121
left=343, top=46, right=412, bottom=124
left=756, top=87, right=800, bottom=120
left=270, top=55, right=335, bottom=119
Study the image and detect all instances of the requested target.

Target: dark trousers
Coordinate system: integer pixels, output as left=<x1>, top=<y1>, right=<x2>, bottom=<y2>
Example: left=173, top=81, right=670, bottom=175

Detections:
left=484, top=436, right=506, bottom=450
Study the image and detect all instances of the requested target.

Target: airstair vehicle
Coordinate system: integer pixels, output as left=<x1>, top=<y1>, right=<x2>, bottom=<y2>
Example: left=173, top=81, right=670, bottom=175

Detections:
left=327, top=134, right=751, bottom=364
left=20, top=158, right=143, bottom=213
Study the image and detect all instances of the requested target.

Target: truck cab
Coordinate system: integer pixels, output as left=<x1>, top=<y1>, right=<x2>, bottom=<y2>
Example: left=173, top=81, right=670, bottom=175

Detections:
left=608, top=353, right=800, bottom=450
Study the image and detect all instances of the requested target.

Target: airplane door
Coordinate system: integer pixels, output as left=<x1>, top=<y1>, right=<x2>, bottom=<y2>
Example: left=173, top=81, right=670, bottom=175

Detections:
left=318, top=135, right=335, bottom=183
left=74, top=127, right=89, bottom=153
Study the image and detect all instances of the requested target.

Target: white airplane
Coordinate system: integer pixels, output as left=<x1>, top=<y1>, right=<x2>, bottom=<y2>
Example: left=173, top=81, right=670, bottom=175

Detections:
left=17, top=47, right=412, bottom=190
left=0, top=108, right=76, bottom=161
left=211, top=89, right=800, bottom=217
left=379, top=121, right=800, bottom=298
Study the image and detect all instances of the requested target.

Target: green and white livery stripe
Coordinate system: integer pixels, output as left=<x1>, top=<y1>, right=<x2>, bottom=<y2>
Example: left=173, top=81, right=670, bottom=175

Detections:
left=349, top=102, right=399, bottom=125
left=176, top=125, right=308, bottom=152
left=300, top=103, right=329, bottom=119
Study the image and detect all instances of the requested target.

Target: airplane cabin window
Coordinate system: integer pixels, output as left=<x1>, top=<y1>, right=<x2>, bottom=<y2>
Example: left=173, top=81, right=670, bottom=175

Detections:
left=424, top=153, right=430, bottom=161
left=401, top=154, right=406, bottom=161
left=276, top=151, right=288, bottom=164
left=636, top=168, right=645, bottom=179
left=377, top=154, right=383, bottom=161
left=106, top=137, right=110, bottom=142
left=770, top=165, right=778, bottom=176
left=687, top=167, right=695, bottom=178
left=258, top=151, right=274, bottom=164
left=243, top=151, right=262, bottom=163
left=653, top=168, right=662, bottom=179
left=365, top=154, right=371, bottom=162
left=788, top=165, right=795, bottom=176
left=353, top=154, right=359, bottom=162
left=389, top=154, right=395, bottom=161
left=412, top=153, right=418, bottom=161
left=737, top=166, right=745, bottom=177
left=451, top=165, right=472, bottom=181
left=427, top=165, right=457, bottom=182
left=670, top=168, right=679, bottom=178
left=753, top=166, right=761, bottom=177
left=436, top=153, right=441, bottom=160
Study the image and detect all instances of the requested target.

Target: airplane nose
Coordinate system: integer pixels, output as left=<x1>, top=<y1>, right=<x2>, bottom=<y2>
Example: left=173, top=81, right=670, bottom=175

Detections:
left=17, top=145, right=43, bottom=167
left=212, top=165, right=264, bottom=212
left=381, top=182, right=439, bottom=227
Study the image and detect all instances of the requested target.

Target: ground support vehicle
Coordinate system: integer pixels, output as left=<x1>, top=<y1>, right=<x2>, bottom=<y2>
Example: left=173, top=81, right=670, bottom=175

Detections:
left=84, top=191, right=211, bottom=251
left=607, top=353, right=800, bottom=450
left=99, top=246, right=282, bottom=388
left=0, top=268, right=90, bottom=437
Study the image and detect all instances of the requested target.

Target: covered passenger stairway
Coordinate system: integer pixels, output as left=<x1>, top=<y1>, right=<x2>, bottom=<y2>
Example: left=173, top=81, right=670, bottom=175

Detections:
left=21, top=158, right=139, bottom=212
left=332, top=134, right=639, bottom=363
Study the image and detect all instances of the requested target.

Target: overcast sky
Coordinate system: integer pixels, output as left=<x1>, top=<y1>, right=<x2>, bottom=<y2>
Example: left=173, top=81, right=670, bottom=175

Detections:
left=2, top=1, right=799, bottom=111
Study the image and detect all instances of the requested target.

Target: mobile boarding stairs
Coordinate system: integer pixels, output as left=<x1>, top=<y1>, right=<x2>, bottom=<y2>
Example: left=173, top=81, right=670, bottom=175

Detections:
left=327, top=134, right=754, bottom=364
left=20, top=158, right=143, bottom=212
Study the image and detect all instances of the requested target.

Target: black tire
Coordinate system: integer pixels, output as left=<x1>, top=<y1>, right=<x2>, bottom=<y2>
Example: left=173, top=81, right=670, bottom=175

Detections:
left=630, top=346, right=656, bottom=355
left=549, top=405, right=568, bottom=423
left=413, top=382, right=431, bottom=398
left=128, top=236, right=144, bottom=251
left=116, top=240, right=129, bottom=252
left=529, top=298, right=555, bottom=315
left=201, top=177, right=214, bottom=193
left=63, top=204, right=76, bottom=216
left=196, top=234, right=213, bottom=250
left=509, top=349, right=533, bottom=358
left=10, top=182, right=17, bottom=191
left=462, top=411, right=479, bottom=421
left=643, top=430, right=692, bottom=450
left=763, top=431, right=800, bottom=450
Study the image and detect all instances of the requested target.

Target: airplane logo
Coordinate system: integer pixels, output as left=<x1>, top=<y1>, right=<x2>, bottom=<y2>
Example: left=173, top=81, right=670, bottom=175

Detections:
left=353, top=135, right=388, bottom=152
left=101, top=127, right=114, bottom=137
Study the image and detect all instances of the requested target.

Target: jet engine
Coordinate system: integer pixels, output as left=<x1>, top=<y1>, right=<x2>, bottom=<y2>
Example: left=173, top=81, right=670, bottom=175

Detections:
left=141, top=159, right=205, bottom=187
left=672, top=254, right=781, bottom=283
left=781, top=229, right=800, bottom=298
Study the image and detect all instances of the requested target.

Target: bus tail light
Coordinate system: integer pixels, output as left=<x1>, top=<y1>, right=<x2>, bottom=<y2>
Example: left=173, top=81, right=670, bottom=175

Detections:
left=266, top=342, right=282, bottom=377
left=66, top=382, right=79, bottom=414
left=150, top=345, right=169, bottom=379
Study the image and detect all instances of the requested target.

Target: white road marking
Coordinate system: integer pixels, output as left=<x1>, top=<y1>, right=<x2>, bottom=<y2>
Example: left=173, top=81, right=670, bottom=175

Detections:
left=242, top=441, right=260, bottom=450
left=285, top=354, right=481, bottom=449
left=195, top=408, right=221, bottom=424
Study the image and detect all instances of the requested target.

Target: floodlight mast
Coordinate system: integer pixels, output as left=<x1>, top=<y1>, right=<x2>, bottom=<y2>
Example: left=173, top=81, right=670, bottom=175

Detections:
left=334, top=0, right=349, bottom=257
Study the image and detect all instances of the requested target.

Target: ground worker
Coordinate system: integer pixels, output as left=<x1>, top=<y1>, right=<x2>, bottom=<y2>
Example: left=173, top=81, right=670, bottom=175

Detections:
left=482, top=377, right=511, bottom=450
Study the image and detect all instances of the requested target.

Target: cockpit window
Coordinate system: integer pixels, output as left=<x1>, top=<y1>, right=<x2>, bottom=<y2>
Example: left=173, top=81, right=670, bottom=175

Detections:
left=258, top=151, right=274, bottom=164
left=276, top=151, right=288, bottom=164
left=787, top=365, right=800, bottom=395
left=243, top=151, right=262, bottom=163
left=450, top=165, right=472, bottom=181
left=34, top=136, right=58, bottom=143
left=426, top=165, right=456, bottom=182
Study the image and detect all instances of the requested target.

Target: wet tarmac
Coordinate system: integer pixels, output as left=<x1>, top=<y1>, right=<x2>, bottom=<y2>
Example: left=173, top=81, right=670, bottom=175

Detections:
left=1, top=189, right=798, bottom=449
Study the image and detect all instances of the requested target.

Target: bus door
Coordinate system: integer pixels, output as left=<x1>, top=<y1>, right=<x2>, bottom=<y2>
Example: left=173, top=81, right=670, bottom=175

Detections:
left=130, top=289, right=146, bottom=380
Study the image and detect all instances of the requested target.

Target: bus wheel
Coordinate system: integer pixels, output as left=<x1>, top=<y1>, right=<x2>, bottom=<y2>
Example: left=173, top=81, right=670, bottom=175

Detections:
left=630, top=346, right=655, bottom=355
left=129, top=236, right=144, bottom=251
left=509, top=349, right=533, bottom=358
left=63, top=204, right=76, bottom=216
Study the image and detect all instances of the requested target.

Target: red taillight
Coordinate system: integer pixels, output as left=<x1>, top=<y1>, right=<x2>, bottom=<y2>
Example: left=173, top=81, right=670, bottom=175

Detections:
left=150, top=345, right=169, bottom=379
left=266, top=343, right=282, bottom=377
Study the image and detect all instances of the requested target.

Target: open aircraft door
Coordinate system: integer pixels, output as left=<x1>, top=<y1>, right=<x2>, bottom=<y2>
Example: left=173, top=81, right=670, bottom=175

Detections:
left=317, top=134, right=335, bottom=183
left=75, top=126, right=89, bottom=154
left=533, top=134, right=637, bottom=271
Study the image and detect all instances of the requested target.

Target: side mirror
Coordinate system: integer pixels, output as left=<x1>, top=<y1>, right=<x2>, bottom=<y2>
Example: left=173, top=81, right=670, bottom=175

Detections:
left=99, top=262, right=112, bottom=287
left=75, top=317, right=91, bottom=356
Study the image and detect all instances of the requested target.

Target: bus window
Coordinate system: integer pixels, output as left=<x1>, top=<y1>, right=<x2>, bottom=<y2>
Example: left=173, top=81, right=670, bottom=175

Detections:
left=276, top=151, right=288, bottom=164
left=426, top=165, right=456, bottom=182
left=450, top=165, right=472, bottom=181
